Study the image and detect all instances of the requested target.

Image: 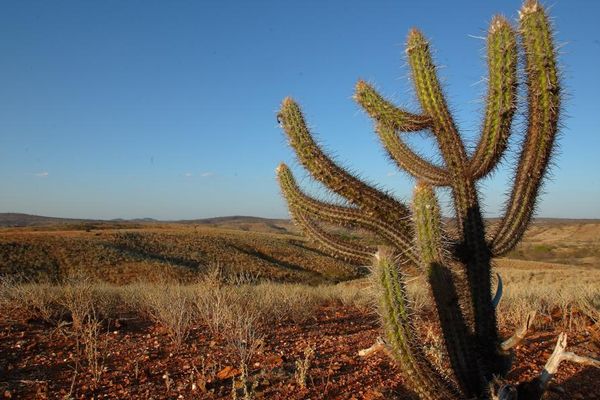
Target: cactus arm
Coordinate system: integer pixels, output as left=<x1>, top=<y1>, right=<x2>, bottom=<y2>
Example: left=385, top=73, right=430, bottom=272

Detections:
left=406, top=29, right=470, bottom=183
left=354, top=80, right=451, bottom=185
left=354, top=80, right=433, bottom=132
left=413, top=183, right=484, bottom=397
left=491, top=0, right=560, bottom=256
left=290, top=208, right=375, bottom=265
left=278, top=97, right=412, bottom=230
left=469, top=16, right=518, bottom=179
left=374, top=247, right=461, bottom=400
left=277, top=163, right=418, bottom=264
left=375, top=122, right=450, bottom=185
left=406, top=29, right=476, bottom=227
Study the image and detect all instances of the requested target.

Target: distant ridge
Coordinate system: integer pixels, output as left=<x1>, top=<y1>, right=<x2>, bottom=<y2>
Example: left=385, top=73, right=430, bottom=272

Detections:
left=0, top=212, right=289, bottom=228
left=0, top=212, right=597, bottom=228
left=0, top=213, right=98, bottom=227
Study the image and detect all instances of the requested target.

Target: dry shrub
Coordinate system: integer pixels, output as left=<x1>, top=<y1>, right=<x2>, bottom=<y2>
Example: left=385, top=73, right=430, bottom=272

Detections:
left=54, top=277, right=110, bottom=388
left=59, top=277, right=97, bottom=331
left=294, top=345, right=315, bottom=389
left=0, top=276, right=65, bottom=323
left=128, top=282, right=195, bottom=347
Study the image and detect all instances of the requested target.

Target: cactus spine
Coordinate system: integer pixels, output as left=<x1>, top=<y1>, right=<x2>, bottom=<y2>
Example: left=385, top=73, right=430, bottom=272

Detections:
left=275, top=1, right=561, bottom=399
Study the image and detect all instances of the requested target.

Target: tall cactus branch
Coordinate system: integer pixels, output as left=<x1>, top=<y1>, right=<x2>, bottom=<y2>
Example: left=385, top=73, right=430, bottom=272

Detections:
left=413, top=183, right=484, bottom=397
left=407, top=27, right=502, bottom=374
left=491, top=1, right=560, bottom=256
left=275, top=1, right=572, bottom=399
left=469, top=16, right=518, bottom=179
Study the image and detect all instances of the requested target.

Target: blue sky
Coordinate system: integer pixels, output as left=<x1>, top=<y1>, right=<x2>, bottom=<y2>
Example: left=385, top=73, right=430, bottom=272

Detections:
left=1, top=1, right=599, bottom=220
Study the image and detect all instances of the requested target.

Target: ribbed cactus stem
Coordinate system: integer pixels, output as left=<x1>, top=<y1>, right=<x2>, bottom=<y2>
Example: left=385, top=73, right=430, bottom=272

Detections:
left=278, top=98, right=412, bottom=229
left=470, top=15, right=518, bottom=179
left=413, top=183, right=484, bottom=397
left=491, top=0, right=560, bottom=256
left=406, top=29, right=469, bottom=177
left=291, top=208, right=375, bottom=265
left=276, top=163, right=417, bottom=264
left=412, top=183, right=443, bottom=265
left=374, top=247, right=461, bottom=400
left=354, top=80, right=433, bottom=132
left=374, top=122, right=451, bottom=185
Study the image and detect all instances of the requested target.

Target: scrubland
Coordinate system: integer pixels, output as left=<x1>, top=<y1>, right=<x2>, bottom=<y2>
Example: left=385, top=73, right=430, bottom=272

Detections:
left=0, top=220, right=599, bottom=399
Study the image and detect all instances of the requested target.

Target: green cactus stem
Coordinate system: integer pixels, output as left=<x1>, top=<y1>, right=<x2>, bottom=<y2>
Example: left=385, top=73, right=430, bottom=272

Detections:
left=413, top=183, right=484, bottom=397
left=491, top=0, right=560, bottom=256
left=469, top=16, right=518, bottom=179
left=374, top=247, right=461, bottom=400
left=276, top=163, right=418, bottom=264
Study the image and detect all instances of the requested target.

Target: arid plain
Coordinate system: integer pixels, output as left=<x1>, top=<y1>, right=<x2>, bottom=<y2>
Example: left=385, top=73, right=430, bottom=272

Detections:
left=1, top=216, right=599, bottom=399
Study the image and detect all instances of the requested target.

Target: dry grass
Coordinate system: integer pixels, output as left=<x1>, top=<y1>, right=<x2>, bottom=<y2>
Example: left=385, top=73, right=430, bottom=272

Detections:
left=493, top=259, right=600, bottom=329
left=2, top=259, right=598, bottom=336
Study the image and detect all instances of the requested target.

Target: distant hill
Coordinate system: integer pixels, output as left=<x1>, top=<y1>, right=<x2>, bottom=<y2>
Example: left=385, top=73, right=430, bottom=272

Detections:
left=0, top=213, right=294, bottom=233
left=0, top=213, right=97, bottom=227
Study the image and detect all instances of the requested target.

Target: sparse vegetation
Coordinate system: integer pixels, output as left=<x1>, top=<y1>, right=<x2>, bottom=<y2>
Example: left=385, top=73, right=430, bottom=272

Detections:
left=0, top=225, right=361, bottom=284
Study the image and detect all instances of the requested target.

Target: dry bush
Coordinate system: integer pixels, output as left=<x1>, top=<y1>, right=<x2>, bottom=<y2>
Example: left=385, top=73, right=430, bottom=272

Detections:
left=0, top=276, right=65, bottom=323
left=59, top=277, right=97, bottom=332
left=53, top=277, right=110, bottom=388
left=128, top=282, right=195, bottom=347
left=294, top=345, right=315, bottom=389
left=78, top=310, right=107, bottom=387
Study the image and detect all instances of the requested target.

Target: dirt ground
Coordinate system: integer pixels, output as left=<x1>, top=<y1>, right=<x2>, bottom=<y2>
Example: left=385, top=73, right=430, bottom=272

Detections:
left=1, top=304, right=599, bottom=400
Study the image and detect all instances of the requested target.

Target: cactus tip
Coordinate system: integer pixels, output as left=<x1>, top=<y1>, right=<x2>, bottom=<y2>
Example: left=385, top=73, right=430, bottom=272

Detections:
left=520, top=0, right=541, bottom=18
left=355, top=79, right=368, bottom=92
left=490, top=15, right=510, bottom=33
left=282, top=96, right=295, bottom=108
left=406, top=28, right=427, bottom=53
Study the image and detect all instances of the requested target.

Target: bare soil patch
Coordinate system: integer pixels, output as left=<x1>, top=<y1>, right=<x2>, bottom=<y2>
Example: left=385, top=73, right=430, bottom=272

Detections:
left=1, top=305, right=598, bottom=399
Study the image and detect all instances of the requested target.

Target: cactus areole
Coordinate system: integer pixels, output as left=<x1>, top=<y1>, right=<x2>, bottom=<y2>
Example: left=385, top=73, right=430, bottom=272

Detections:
left=276, top=1, right=599, bottom=399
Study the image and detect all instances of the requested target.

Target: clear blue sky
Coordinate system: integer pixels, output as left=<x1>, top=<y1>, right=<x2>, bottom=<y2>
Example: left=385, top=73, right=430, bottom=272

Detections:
left=1, top=1, right=599, bottom=220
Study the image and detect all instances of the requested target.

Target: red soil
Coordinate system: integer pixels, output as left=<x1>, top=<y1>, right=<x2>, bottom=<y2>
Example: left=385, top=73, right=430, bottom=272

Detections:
left=1, top=305, right=598, bottom=399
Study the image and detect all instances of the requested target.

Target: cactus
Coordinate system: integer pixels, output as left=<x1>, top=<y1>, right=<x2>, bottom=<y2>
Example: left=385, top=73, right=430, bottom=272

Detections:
left=276, top=1, right=596, bottom=399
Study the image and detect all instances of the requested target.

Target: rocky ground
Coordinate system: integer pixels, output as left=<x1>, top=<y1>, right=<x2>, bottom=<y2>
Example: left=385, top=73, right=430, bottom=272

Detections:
left=1, top=304, right=599, bottom=399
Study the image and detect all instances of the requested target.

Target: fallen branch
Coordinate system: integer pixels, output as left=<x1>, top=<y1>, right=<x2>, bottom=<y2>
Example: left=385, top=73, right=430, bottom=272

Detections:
left=358, top=336, right=386, bottom=357
left=538, top=332, right=600, bottom=391
left=501, top=310, right=536, bottom=351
